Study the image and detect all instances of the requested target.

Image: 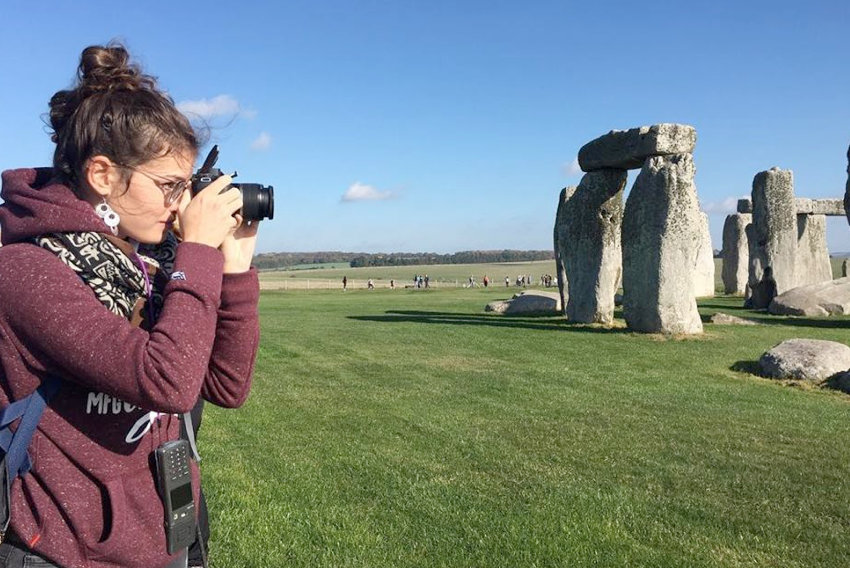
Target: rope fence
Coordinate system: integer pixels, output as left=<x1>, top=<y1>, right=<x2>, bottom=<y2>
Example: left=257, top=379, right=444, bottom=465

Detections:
left=260, top=279, right=462, bottom=291
left=259, top=278, right=558, bottom=292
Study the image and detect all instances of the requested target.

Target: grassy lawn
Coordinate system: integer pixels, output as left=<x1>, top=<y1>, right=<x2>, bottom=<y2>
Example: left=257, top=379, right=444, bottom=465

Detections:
left=198, top=286, right=850, bottom=567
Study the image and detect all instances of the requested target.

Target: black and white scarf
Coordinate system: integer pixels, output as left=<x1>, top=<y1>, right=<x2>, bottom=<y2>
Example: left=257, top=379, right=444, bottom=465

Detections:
left=35, top=231, right=178, bottom=324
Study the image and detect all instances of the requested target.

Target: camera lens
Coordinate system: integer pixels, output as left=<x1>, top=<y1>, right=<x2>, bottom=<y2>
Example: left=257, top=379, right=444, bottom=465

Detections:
left=235, top=183, right=274, bottom=221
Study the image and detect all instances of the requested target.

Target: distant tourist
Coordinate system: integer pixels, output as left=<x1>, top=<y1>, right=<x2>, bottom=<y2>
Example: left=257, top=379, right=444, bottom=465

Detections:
left=424, top=274, right=430, bottom=288
left=505, top=276, right=510, bottom=287
left=342, top=275, right=348, bottom=291
left=483, top=275, right=489, bottom=288
left=368, top=278, right=374, bottom=290
left=390, top=279, right=395, bottom=289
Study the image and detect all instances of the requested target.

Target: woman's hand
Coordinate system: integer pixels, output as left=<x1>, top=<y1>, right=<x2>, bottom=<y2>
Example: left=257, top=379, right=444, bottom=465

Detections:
left=221, top=215, right=260, bottom=274
left=177, top=175, right=243, bottom=249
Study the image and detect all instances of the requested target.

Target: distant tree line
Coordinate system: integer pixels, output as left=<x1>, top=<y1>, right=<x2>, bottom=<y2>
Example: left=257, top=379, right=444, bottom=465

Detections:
left=253, top=250, right=554, bottom=270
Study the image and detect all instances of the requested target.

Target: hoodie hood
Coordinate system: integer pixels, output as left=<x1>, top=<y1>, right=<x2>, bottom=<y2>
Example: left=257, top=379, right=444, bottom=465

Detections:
left=0, top=168, right=109, bottom=245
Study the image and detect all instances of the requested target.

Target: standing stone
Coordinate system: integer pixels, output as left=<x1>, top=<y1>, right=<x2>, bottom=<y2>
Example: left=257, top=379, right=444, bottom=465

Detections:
left=578, top=123, right=697, bottom=172
left=562, top=170, right=626, bottom=324
left=553, top=186, right=575, bottom=316
left=693, top=212, right=715, bottom=298
left=747, top=167, right=796, bottom=308
left=622, top=153, right=703, bottom=334
left=795, top=214, right=832, bottom=287
left=845, top=144, right=850, bottom=227
left=721, top=213, right=751, bottom=295
left=843, top=258, right=849, bottom=278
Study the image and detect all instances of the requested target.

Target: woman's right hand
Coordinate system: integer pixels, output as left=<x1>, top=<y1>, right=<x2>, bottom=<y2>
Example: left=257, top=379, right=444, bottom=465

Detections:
left=177, top=175, right=244, bottom=248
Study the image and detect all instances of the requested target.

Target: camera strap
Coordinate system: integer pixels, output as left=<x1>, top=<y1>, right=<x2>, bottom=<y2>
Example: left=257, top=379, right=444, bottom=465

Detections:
left=180, top=412, right=202, bottom=463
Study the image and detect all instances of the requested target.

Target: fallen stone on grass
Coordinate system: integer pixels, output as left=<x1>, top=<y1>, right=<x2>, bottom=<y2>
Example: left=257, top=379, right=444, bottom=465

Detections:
left=759, top=339, right=850, bottom=382
left=768, top=277, right=850, bottom=317
left=709, top=313, right=759, bottom=326
left=485, top=290, right=561, bottom=314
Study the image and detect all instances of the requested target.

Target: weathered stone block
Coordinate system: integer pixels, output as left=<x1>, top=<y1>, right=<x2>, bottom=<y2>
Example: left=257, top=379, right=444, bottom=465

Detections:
left=553, top=186, right=575, bottom=317
left=845, top=144, right=850, bottom=226
left=769, top=277, right=850, bottom=317
left=747, top=167, right=796, bottom=308
left=693, top=212, right=715, bottom=298
left=486, top=291, right=561, bottom=314
left=738, top=197, right=844, bottom=216
left=760, top=339, right=850, bottom=382
left=622, top=153, right=703, bottom=334
left=721, top=213, right=751, bottom=295
left=759, top=339, right=850, bottom=382
left=578, top=124, right=696, bottom=172
left=795, top=214, right=832, bottom=287
left=562, top=170, right=626, bottom=324
left=809, top=199, right=845, bottom=216
left=710, top=312, right=759, bottom=325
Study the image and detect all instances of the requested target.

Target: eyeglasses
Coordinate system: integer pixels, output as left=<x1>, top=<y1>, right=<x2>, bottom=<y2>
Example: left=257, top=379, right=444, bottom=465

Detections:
left=115, top=163, right=191, bottom=206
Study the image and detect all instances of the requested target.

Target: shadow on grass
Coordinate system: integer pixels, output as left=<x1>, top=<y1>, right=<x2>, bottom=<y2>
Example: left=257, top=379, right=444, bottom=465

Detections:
left=754, top=317, right=850, bottom=329
left=699, top=302, right=752, bottom=313
left=700, top=301, right=850, bottom=329
left=730, top=360, right=762, bottom=375
left=349, top=310, right=632, bottom=334
left=824, top=374, right=850, bottom=394
left=732, top=361, right=850, bottom=396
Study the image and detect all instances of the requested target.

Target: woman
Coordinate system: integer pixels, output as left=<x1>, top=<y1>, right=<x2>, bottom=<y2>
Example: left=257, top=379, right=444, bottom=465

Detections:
left=0, top=43, right=260, bottom=567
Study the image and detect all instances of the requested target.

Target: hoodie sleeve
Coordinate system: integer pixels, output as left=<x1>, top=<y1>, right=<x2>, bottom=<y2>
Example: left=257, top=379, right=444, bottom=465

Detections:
left=199, top=268, right=260, bottom=408
left=0, top=242, right=229, bottom=414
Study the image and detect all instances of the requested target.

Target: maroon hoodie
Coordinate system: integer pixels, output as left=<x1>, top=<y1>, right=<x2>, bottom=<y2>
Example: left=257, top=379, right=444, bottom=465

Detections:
left=0, top=168, right=259, bottom=567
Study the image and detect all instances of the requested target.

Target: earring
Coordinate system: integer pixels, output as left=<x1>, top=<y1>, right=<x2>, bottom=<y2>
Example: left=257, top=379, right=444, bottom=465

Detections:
left=95, top=200, right=120, bottom=236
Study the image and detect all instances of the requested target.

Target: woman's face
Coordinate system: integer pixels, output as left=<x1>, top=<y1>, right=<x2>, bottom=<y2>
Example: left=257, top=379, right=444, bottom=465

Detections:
left=109, top=153, right=195, bottom=244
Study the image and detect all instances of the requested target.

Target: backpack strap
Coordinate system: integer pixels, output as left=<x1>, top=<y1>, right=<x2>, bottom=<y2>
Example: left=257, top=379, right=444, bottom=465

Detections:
left=0, top=376, right=61, bottom=539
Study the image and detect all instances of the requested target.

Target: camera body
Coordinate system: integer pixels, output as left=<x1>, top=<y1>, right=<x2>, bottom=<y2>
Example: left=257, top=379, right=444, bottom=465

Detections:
left=191, top=146, right=275, bottom=221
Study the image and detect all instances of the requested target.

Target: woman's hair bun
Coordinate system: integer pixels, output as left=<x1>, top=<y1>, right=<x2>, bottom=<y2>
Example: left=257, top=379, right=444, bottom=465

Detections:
left=46, top=41, right=201, bottom=188
left=78, top=43, right=156, bottom=94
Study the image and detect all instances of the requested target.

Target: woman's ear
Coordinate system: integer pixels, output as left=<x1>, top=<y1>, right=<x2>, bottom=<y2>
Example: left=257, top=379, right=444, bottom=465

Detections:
left=85, top=155, right=120, bottom=199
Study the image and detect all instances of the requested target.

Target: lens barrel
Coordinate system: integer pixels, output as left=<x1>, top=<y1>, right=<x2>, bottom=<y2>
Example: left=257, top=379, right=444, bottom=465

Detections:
left=234, top=183, right=274, bottom=221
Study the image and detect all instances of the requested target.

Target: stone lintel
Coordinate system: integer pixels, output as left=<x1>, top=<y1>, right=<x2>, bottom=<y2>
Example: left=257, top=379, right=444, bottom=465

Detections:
left=578, top=123, right=696, bottom=172
left=737, top=197, right=845, bottom=216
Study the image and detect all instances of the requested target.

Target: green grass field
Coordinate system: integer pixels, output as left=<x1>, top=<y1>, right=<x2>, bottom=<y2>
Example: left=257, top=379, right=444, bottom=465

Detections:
left=197, top=282, right=850, bottom=567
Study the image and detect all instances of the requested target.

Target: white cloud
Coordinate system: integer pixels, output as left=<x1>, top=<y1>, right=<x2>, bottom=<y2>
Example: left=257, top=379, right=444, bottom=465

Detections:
left=561, top=158, right=582, bottom=177
left=701, top=196, right=747, bottom=214
left=341, top=182, right=395, bottom=202
left=250, top=132, right=272, bottom=151
left=177, top=95, right=249, bottom=120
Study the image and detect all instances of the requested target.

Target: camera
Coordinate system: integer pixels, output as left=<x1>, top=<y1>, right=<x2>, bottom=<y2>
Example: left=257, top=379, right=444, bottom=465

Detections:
left=191, top=145, right=274, bottom=221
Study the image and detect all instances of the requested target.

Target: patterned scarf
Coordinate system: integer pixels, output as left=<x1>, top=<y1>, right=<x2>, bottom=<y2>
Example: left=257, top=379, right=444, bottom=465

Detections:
left=35, top=231, right=178, bottom=325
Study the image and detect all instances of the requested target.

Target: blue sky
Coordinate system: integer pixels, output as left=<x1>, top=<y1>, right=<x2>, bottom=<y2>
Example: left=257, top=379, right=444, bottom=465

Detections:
left=1, top=0, right=848, bottom=254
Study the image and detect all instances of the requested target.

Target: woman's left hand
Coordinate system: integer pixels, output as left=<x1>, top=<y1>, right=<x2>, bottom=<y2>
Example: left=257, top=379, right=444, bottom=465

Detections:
left=220, top=214, right=260, bottom=274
